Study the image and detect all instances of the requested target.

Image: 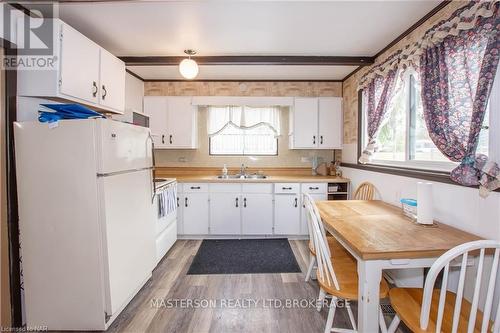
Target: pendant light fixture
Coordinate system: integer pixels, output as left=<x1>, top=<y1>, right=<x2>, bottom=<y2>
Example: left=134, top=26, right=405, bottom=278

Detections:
left=179, top=49, right=199, bottom=80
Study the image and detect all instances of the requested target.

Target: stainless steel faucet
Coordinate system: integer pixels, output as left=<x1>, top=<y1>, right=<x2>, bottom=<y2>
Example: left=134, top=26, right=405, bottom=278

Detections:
left=240, top=163, right=247, bottom=176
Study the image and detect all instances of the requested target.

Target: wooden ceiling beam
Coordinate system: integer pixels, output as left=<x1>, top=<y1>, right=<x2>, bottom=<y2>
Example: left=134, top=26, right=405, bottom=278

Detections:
left=119, top=55, right=374, bottom=67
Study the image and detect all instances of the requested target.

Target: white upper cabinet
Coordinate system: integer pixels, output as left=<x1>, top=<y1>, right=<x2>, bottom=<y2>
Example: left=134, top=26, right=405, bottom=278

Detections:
left=289, top=97, right=342, bottom=149
left=143, top=97, right=168, bottom=148
left=289, top=98, right=318, bottom=149
left=318, top=97, right=343, bottom=149
left=59, top=23, right=100, bottom=104
left=17, top=19, right=125, bottom=114
left=166, top=97, right=198, bottom=148
left=143, top=96, right=198, bottom=149
left=99, top=48, right=126, bottom=112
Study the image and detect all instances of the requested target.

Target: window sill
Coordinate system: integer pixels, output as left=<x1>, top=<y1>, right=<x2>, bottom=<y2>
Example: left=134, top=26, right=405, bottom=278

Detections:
left=341, top=162, right=456, bottom=186
left=341, top=162, right=500, bottom=192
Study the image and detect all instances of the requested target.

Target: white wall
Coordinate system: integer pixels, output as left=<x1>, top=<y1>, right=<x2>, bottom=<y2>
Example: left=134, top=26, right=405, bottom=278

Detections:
left=112, top=72, right=144, bottom=123
left=124, top=73, right=144, bottom=114
left=343, top=167, right=500, bottom=241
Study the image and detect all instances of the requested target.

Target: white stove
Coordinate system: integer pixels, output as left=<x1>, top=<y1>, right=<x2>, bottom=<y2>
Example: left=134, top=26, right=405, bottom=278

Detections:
left=153, top=178, right=177, bottom=265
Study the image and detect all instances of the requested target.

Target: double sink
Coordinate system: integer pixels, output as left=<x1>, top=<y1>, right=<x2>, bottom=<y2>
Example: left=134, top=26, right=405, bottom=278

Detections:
left=216, top=174, right=268, bottom=180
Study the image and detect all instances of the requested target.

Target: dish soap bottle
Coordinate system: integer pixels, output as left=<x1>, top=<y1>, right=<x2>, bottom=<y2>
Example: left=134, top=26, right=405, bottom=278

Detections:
left=222, top=164, right=228, bottom=178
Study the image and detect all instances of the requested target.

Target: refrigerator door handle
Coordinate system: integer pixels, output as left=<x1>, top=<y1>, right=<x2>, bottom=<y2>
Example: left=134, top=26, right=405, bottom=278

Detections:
left=147, top=132, right=156, bottom=203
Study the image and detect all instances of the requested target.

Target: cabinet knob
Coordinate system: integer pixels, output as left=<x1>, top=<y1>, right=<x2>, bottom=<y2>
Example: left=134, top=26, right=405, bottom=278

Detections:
left=169, top=135, right=173, bottom=144
left=282, top=187, right=292, bottom=190
left=177, top=197, right=179, bottom=207
left=92, top=81, right=98, bottom=97
left=235, top=197, right=239, bottom=208
left=162, top=135, right=165, bottom=144
left=243, top=197, right=247, bottom=208
left=309, top=187, right=319, bottom=190
left=294, top=198, right=298, bottom=207
left=313, top=135, right=316, bottom=145
left=190, top=186, right=201, bottom=190
left=102, top=85, right=107, bottom=100
left=185, top=197, right=188, bottom=207
left=320, top=135, right=323, bottom=145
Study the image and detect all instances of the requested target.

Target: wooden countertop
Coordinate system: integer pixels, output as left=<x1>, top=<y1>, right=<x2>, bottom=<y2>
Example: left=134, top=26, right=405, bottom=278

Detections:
left=316, top=200, right=482, bottom=260
left=155, top=167, right=350, bottom=183
left=168, top=175, right=349, bottom=183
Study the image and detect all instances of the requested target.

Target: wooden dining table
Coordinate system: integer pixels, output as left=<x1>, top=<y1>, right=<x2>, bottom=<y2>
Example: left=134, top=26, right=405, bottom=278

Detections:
left=316, top=200, right=482, bottom=333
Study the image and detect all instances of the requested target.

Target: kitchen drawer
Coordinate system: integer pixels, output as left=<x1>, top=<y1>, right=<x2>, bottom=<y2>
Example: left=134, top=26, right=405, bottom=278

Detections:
left=301, top=183, right=327, bottom=194
left=242, top=183, right=273, bottom=194
left=274, top=183, right=300, bottom=194
left=183, top=183, right=209, bottom=193
left=209, top=183, right=242, bottom=193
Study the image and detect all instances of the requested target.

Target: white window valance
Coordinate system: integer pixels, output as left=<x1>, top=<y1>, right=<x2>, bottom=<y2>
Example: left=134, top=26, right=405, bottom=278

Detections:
left=207, top=106, right=281, bottom=137
left=192, top=96, right=293, bottom=107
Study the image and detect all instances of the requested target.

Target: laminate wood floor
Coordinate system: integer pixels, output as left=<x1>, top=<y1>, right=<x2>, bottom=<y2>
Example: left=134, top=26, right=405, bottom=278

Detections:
left=106, top=240, right=408, bottom=333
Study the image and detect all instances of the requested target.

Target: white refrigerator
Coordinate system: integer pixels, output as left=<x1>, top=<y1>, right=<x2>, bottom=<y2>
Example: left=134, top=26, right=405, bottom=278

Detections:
left=14, top=118, right=156, bottom=330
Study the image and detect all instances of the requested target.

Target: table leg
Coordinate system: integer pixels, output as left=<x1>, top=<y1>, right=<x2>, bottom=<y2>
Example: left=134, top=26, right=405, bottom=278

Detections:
left=357, top=259, right=382, bottom=333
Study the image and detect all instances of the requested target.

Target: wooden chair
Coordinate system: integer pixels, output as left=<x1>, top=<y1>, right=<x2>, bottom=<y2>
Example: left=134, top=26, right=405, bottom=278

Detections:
left=307, top=193, right=390, bottom=333
left=353, top=181, right=376, bottom=200
left=388, top=240, right=500, bottom=333
left=303, top=193, right=350, bottom=283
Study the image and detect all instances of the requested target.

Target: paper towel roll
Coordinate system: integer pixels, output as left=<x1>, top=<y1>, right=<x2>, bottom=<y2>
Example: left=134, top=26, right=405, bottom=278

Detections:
left=417, top=182, right=433, bottom=225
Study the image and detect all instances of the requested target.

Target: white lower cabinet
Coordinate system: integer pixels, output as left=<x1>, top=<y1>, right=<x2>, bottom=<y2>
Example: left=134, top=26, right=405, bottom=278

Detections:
left=177, top=182, right=328, bottom=237
left=300, top=183, right=328, bottom=235
left=210, top=193, right=241, bottom=235
left=241, top=194, right=274, bottom=235
left=181, top=193, right=209, bottom=235
left=274, top=194, right=301, bottom=235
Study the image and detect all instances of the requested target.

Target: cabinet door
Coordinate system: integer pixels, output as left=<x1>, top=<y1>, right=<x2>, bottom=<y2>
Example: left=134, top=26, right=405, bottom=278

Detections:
left=210, top=193, right=241, bottom=235
left=300, top=193, right=327, bottom=235
left=182, top=193, right=209, bottom=235
left=241, top=194, right=273, bottom=235
left=291, top=98, right=318, bottom=148
left=99, top=49, right=125, bottom=112
left=59, top=23, right=100, bottom=104
left=274, top=195, right=301, bottom=235
left=319, top=97, right=343, bottom=149
left=143, top=97, right=168, bottom=148
left=166, top=97, right=197, bottom=148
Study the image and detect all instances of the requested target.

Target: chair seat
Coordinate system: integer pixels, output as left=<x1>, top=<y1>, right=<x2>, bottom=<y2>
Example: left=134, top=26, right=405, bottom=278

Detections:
left=309, top=236, right=352, bottom=259
left=317, top=252, right=390, bottom=300
left=389, top=288, right=493, bottom=333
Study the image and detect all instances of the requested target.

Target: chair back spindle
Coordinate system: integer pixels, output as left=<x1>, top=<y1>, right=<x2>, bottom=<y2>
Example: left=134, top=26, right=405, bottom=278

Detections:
left=419, top=240, right=500, bottom=332
left=353, top=181, right=376, bottom=200
left=303, top=193, right=339, bottom=291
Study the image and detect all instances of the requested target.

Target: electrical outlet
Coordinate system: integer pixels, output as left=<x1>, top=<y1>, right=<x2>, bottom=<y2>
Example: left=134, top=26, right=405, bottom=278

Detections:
left=301, top=157, right=311, bottom=163
left=178, top=157, right=187, bottom=163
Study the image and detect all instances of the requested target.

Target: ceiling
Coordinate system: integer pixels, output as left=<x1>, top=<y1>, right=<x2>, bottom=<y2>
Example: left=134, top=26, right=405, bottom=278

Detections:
left=57, top=1, right=442, bottom=80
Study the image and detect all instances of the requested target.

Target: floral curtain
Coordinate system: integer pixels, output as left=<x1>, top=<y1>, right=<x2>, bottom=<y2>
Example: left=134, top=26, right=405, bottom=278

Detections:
left=420, top=1, right=500, bottom=196
left=207, top=106, right=281, bottom=137
left=358, top=68, right=398, bottom=163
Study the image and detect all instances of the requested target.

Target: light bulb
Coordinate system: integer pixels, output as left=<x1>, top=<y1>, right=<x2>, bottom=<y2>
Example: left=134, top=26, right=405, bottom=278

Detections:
left=179, top=58, right=199, bottom=80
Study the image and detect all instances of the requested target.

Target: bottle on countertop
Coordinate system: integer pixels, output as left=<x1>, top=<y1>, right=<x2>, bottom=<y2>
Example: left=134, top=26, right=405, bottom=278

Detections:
left=222, top=164, right=228, bottom=178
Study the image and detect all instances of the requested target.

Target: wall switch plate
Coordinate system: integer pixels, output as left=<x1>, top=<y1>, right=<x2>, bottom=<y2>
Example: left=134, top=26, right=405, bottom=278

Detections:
left=178, top=157, right=187, bottom=163
left=301, top=157, right=311, bottom=163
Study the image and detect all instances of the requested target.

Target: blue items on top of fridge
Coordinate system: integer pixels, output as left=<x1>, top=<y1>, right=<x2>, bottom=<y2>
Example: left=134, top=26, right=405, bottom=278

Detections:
left=38, top=104, right=104, bottom=123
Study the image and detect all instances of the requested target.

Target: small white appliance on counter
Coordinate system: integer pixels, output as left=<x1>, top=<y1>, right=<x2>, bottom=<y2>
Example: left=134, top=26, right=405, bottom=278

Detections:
left=14, top=118, right=156, bottom=331
left=153, top=178, right=177, bottom=265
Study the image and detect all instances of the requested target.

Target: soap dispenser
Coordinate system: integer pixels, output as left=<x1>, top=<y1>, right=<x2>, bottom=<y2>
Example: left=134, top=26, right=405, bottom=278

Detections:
left=222, top=164, right=228, bottom=178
